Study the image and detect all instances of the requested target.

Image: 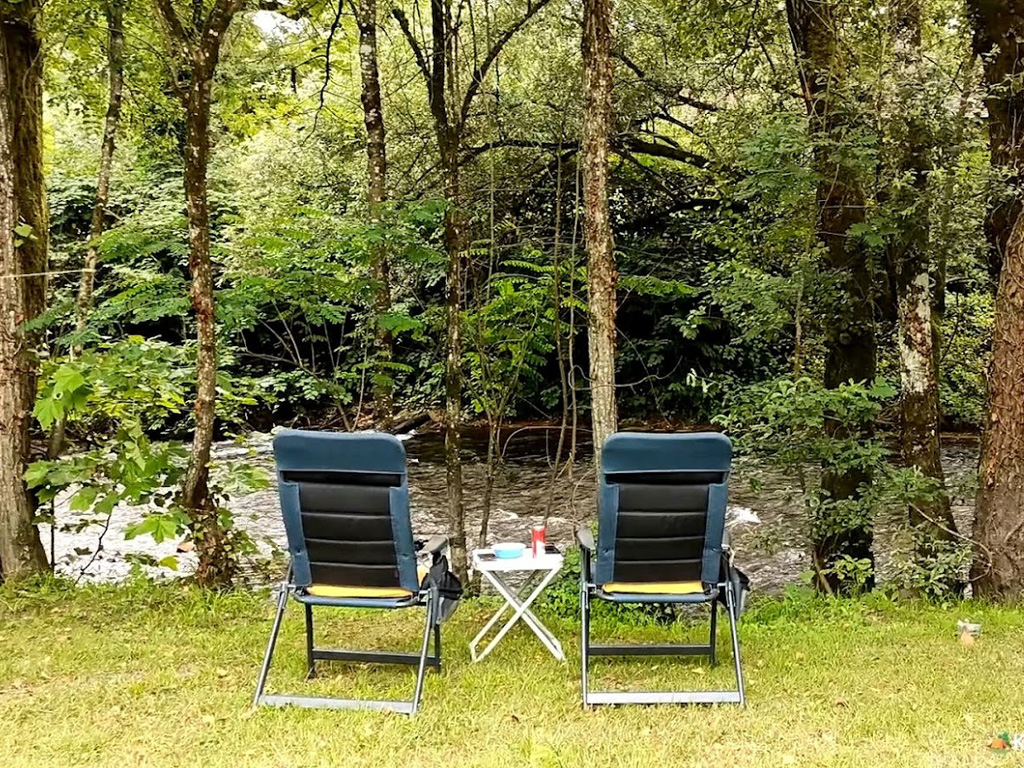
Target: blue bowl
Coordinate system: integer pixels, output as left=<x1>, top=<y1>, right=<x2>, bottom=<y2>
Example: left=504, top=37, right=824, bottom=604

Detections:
left=492, top=543, right=526, bottom=559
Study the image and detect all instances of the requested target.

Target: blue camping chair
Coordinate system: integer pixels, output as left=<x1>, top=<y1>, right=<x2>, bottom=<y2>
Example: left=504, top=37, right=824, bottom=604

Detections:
left=577, top=432, right=747, bottom=706
left=253, top=430, right=452, bottom=715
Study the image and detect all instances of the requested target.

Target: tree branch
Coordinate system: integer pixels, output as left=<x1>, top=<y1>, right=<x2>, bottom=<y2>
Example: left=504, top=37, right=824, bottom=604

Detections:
left=458, top=0, right=554, bottom=129
left=314, top=0, right=345, bottom=130
left=254, top=0, right=315, bottom=20
left=392, top=8, right=432, bottom=99
left=613, top=134, right=715, bottom=170
left=153, top=0, right=189, bottom=46
left=462, top=138, right=576, bottom=161
left=615, top=51, right=721, bottom=112
left=204, top=0, right=245, bottom=50
left=623, top=196, right=746, bottom=230
left=462, top=134, right=718, bottom=173
left=428, top=0, right=447, bottom=133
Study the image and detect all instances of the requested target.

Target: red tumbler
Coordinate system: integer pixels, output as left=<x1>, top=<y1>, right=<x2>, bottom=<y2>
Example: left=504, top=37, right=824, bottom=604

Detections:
left=531, top=524, right=546, bottom=557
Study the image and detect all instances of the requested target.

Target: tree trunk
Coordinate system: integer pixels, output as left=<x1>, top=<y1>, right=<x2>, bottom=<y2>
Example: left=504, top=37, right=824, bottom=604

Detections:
left=392, top=0, right=549, bottom=582
left=0, top=0, right=50, bottom=579
left=75, top=0, right=125, bottom=346
left=966, top=0, right=1024, bottom=598
left=425, top=0, right=467, bottom=583
left=887, top=0, right=956, bottom=548
left=45, top=0, right=127, bottom=462
left=354, top=0, right=394, bottom=429
left=178, top=66, right=233, bottom=587
left=441, top=143, right=467, bottom=583
left=181, top=81, right=226, bottom=585
left=151, top=0, right=242, bottom=587
left=787, top=0, right=877, bottom=592
left=971, top=1, right=1024, bottom=284
left=581, top=0, right=618, bottom=462
left=972, top=210, right=1024, bottom=597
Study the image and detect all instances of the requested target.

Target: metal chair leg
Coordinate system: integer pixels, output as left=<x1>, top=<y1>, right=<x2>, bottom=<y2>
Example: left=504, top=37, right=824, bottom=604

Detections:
left=304, top=604, right=316, bottom=679
left=725, top=581, right=746, bottom=707
left=581, top=586, right=591, bottom=708
left=253, top=584, right=288, bottom=707
left=709, top=600, right=718, bottom=666
left=410, top=592, right=435, bottom=716
left=433, top=621, right=442, bottom=670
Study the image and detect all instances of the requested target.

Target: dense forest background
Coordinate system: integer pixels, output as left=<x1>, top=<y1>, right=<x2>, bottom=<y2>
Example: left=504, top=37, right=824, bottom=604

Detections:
left=3, top=0, right=1024, bottom=601
left=39, top=0, right=989, bottom=428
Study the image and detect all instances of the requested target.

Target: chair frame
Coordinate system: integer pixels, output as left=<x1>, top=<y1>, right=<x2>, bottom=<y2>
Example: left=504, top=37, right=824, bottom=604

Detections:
left=579, top=530, right=745, bottom=706
left=253, top=536, right=447, bottom=715
left=253, top=430, right=449, bottom=715
left=578, top=432, right=746, bottom=708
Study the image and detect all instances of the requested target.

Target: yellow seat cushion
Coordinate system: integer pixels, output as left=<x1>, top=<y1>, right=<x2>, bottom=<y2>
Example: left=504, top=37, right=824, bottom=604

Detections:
left=602, top=581, right=704, bottom=595
left=306, top=566, right=428, bottom=599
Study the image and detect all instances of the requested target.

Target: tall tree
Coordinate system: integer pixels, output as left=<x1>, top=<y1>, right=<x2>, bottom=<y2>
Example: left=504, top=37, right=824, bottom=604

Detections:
left=0, top=0, right=50, bottom=579
left=352, top=0, right=394, bottom=428
left=966, top=0, right=1024, bottom=599
left=153, top=0, right=244, bottom=587
left=46, top=0, right=128, bottom=462
left=393, top=0, right=552, bottom=581
left=581, top=0, right=617, bottom=461
left=886, top=0, right=957, bottom=556
left=75, top=0, right=126, bottom=346
left=787, top=0, right=878, bottom=592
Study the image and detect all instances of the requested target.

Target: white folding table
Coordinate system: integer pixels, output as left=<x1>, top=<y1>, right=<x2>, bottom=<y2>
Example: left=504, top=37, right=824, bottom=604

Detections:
left=469, top=548, right=565, bottom=662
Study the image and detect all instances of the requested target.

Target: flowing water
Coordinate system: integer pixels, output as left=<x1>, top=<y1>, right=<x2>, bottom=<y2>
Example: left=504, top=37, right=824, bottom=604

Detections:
left=42, top=428, right=981, bottom=592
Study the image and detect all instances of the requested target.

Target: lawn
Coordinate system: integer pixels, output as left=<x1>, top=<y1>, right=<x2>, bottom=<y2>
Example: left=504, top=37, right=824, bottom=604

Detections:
left=0, top=578, right=1021, bottom=768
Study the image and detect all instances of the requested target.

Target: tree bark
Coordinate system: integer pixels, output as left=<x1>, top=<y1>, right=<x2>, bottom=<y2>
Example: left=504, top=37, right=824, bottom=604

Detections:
left=582, top=0, right=618, bottom=462
left=441, top=142, right=467, bottom=583
left=887, top=0, right=956, bottom=549
left=354, top=0, right=394, bottom=429
left=972, top=207, right=1024, bottom=597
left=75, top=0, right=125, bottom=347
left=154, top=0, right=242, bottom=587
left=422, top=0, right=468, bottom=582
left=0, top=0, right=50, bottom=579
left=180, top=69, right=229, bottom=586
left=787, top=0, right=877, bottom=592
left=966, top=0, right=1024, bottom=598
left=970, top=1, right=1024, bottom=282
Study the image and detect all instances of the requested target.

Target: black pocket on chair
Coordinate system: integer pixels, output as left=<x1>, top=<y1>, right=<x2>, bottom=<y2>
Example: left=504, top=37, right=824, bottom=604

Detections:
left=422, top=555, right=464, bottom=624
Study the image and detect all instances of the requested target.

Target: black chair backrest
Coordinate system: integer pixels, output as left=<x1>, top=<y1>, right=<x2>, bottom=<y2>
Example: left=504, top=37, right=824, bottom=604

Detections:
left=604, top=470, right=726, bottom=583
left=595, top=433, right=732, bottom=587
left=274, top=431, right=418, bottom=592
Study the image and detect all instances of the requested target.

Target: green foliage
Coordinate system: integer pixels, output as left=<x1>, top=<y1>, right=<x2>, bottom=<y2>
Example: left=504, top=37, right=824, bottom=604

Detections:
left=939, top=292, right=992, bottom=427
left=824, top=556, right=874, bottom=595
left=34, top=338, right=191, bottom=433
left=27, top=338, right=267, bottom=559
left=219, top=199, right=444, bottom=415
left=717, top=376, right=895, bottom=476
left=32, top=0, right=999, bottom=594
left=464, top=248, right=568, bottom=418
left=718, top=376, right=897, bottom=590
left=28, top=339, right=193, bottom=543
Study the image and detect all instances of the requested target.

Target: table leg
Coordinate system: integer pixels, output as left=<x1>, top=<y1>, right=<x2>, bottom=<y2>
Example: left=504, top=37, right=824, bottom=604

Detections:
left=472, top=568, right=565, bottom=661
left=469, top=571, right=541, bottom=662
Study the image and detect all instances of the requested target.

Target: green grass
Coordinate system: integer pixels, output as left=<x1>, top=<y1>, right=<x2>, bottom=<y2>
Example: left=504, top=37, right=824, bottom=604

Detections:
left=1, top=579, right=1022, bottom=767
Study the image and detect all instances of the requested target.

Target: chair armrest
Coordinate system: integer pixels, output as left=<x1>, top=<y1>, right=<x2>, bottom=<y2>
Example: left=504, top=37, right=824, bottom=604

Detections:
left=576, top=527, right=594, bottom=587
left=576, top=527, right=595, bottom=551
left=419, top=535, right=448, bottom=556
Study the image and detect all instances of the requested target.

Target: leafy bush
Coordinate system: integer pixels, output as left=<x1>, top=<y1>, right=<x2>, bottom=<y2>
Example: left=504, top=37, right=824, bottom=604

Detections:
left=27, top=338, right=268, bottom=572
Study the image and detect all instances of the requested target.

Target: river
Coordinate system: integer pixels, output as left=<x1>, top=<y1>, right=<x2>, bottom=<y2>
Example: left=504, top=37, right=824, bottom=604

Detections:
left=41, top=428, right=981, bottom=592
